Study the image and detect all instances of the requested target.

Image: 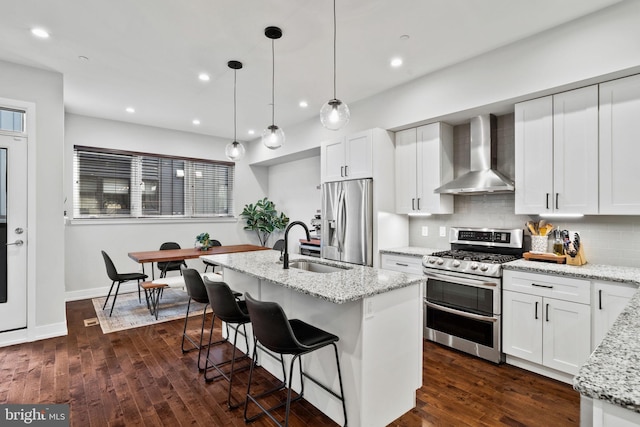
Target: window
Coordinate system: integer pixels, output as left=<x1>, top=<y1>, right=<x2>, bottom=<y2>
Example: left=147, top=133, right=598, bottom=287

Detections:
left=0, top=108, right=25, bottom=133
left=73, top=146, right=235, bottom=219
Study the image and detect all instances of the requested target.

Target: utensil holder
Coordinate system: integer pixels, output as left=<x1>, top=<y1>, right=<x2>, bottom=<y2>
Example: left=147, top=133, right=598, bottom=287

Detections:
left=530, top=235, right=548, bottom=253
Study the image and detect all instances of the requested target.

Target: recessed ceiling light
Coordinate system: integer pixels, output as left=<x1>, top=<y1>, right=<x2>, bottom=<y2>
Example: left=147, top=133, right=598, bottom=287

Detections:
left=78, top=55, right=89, bottom=61
left=198, top=73, right=210, bottom=82
left=299, top=101, right=308, bottom=108
left=192, top=119, right=200, bottom=125
left=125, top=107, right=135, bottom=113
left=390, top=58, right=403, bottom=68
left=400, top=34, right=410, bottom=41
left=31, top=28, right=50, bottom=39
left=248, top=129, right=255, bottom=135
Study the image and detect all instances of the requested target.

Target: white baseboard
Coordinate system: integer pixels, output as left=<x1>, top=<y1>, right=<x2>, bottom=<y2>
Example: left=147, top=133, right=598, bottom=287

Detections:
left=65, top=282, right=139, bottom=302
left=505, top=355, right=574, bottom=384
left=0, top=322, right=68, bottom=348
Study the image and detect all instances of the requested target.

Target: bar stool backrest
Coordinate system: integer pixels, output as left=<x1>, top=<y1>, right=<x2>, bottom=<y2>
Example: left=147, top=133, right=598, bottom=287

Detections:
left=203, top=280, right=248, bottom=323
left=244, top=292, right=302, bottom=355
left=182, top=268, right=209, bottom=304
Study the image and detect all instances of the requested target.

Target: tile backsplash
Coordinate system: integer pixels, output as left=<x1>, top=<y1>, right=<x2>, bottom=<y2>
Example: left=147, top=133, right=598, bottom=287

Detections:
left=407, top=113, right=640, bottom=268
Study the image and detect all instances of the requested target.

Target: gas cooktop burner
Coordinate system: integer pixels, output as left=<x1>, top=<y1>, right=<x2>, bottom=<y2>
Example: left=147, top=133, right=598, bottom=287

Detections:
left=430, top=250, right=519, bottom=264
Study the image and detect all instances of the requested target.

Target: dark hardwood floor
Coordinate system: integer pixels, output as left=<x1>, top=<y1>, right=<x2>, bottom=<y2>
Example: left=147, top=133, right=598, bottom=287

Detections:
left=0, top=299, right=580, bottom=426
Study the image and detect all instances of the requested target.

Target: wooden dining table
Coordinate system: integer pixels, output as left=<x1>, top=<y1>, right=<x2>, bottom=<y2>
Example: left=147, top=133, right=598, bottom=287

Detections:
left=128, top=244, right=270, bottom=279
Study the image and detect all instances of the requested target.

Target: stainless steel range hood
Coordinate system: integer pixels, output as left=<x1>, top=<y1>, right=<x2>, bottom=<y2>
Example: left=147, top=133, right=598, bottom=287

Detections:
left=434, top=114, right=514, bottom=195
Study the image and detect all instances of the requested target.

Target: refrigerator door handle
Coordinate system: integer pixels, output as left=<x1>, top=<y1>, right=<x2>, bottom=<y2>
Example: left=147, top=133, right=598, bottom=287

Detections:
left=337, top=187, right=346, bottom=254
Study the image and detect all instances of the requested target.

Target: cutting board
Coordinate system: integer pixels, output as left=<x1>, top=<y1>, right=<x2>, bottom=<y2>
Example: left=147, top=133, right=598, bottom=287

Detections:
left=523, top=252, right=567, bottom=264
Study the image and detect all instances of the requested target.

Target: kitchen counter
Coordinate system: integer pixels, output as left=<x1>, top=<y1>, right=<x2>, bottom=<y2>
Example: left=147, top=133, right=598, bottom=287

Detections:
left=200, top=249, right=423, bottom=427
left=201, top=249, right=424, bottom=304
left=379, top=246, right=439, bottom=258
left=503, top=259, right=640, bottom=285
left=504, top=258, right=640, bottom=417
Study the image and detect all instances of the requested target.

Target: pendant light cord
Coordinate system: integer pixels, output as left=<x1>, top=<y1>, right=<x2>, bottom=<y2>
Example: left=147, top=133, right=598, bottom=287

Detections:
left=332, top=0, right=337, bottom=100
left=233, top=68, right=237, bottom=142
left=271, top=39, right=275, bottom=126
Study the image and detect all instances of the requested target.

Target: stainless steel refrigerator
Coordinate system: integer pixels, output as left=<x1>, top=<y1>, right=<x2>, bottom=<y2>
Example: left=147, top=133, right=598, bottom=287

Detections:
left=321, top=178, right=373, bottom=266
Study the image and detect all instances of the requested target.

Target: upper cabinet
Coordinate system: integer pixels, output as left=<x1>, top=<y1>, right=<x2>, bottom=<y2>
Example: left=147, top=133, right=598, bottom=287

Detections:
left=394, top=123, right=454, bottom=214
left=321, top=130, right=373, bottom=183
left=515, top=85, right=599, bottom=215
left=599, top=74, right=640, bottom=214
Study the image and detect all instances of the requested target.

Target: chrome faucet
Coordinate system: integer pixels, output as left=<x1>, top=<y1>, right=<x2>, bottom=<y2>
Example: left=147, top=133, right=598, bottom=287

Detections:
left=282, top=221, right=311, bottom=269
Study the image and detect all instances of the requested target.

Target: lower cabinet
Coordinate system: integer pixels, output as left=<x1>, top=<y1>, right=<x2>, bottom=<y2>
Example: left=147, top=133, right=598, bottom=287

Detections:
left=503, top=270, right=591, bottom=376
left=592, top=281, right=637, bottom=349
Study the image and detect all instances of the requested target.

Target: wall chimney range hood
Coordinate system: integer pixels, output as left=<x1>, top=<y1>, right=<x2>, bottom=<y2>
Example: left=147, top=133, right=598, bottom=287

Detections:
left=434, top=114, right=514, bottom=195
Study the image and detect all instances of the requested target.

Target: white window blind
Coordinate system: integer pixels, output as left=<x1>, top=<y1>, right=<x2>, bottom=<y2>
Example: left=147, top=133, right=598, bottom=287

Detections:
left=73, top=146, right=235, bottom=219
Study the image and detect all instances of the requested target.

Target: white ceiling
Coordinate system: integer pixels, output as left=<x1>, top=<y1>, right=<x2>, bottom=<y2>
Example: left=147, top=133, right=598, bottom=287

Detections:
left=0, top=0, right=622, bottom=141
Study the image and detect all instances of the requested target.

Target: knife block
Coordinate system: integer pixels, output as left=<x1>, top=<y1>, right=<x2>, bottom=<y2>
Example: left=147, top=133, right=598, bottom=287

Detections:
left=566, top=245, right=586, bottom=266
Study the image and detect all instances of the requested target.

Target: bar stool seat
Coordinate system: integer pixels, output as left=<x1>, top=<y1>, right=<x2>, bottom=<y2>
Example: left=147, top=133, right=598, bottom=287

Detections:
left=243, top=293, right=347, bottom=427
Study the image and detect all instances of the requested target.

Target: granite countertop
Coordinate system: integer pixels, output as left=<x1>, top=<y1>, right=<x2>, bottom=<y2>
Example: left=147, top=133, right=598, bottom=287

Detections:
left=503, top=259, right=640, bottom=285
left=200, top=249, right=424, bottom=304
left=504, top=258, right=640, bottom=413
left=379, top=247, right=439, bottom=258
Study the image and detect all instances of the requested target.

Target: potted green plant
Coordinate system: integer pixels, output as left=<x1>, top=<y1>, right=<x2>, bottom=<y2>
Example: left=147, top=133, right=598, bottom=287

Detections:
left=240, top=197, right=289, bottom=247
left=195, top=232, right=212, bottom=250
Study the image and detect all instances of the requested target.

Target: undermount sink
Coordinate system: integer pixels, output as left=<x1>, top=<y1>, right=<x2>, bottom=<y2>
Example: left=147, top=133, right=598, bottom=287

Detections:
left=288, top=260, right=351, bottom=274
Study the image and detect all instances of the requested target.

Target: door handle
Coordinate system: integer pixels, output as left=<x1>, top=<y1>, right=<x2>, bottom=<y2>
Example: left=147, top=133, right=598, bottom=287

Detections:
left=555, top=193, right=559, bottom=210
left=546, top=303, right=550, bottom=322
left=6, top=239, right=24, bottom=246
left=535, top=301, right=538, bottom=319
left=344, top=165, right=348, bottom=176
left=417, top=198, right=421, bottom=210
left=340, top=166, right=344, bottom=177
left=546, top=193, right=549, bottom=209
left=412, top=198, right=415, bottom=210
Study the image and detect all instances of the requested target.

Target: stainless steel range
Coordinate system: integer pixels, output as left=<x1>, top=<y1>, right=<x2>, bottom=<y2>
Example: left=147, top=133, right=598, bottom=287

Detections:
left=422, top=227, right=524, bottom=364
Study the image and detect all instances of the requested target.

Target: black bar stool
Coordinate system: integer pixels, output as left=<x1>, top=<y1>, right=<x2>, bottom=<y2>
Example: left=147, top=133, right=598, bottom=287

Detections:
left=202, top=280, right=253, bottom=408
left=181, top=268, right=218, bottom=371
left=243, top=293, right=347, bottom=427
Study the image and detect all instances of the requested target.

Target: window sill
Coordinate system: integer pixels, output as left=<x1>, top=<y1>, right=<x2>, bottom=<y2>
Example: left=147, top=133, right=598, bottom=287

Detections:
left=66, top=216, right=238, bottom=226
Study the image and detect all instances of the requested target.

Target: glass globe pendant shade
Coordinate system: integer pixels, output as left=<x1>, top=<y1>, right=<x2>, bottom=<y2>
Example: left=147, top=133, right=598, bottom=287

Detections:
left=225, top=140, right=245, bottom=161
left=262, top=124, right=285, bottom=150
left=320, top=98, right=350, bottom=130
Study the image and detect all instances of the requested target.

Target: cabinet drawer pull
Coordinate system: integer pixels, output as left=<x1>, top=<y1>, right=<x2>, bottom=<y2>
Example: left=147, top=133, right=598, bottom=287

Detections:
left=535, top=301, right=538, bottom=320
left=546, top=303, right=550, bottom=322
left=531, top=283, right=553, bottom=289
left=599, top=289, right=603, bottom=310
left=395, top=262, right=409, bottom=267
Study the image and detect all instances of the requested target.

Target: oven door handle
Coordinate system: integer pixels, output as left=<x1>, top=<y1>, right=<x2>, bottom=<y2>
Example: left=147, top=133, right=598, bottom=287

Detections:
left=424, top=271, right=497, bottom=289
left=425, top=300, right=498, bottom=323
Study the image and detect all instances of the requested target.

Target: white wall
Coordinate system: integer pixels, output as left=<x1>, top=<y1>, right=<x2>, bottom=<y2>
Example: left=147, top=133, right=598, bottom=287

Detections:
left=267, top=155, right=322, bottom=250
left=0, top=59, right=66, bottom=342
left=64, top=114, right=267, bottom=299
left=247, top=0, right=640, bottom=166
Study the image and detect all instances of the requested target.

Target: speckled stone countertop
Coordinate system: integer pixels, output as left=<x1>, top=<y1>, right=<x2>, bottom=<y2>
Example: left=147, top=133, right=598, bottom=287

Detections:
left=200, top=250, right=424, bottom=304
left=503, top=259, right=640, bottom=285
left=379, top=247, right=439, bottom=258
left=504, top=258, right=640, bottom=413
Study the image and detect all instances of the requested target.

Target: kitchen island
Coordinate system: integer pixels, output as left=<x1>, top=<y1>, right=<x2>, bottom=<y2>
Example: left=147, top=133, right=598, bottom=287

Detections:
left=200, top=249, right=425, bottom=427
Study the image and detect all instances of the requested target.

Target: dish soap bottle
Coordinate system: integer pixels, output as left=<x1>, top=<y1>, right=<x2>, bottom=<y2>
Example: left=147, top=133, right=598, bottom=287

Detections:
left=553, top=227, right=564, bottom=256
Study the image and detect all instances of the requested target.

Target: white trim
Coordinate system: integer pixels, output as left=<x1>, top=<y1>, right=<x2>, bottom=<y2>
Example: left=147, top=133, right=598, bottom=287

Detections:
left=0, top=96, right=37, bottom=338
left=68, top=216, right=238, bottom=226
left=65, top=282, right=139, bottom=302
left=505, top=355, right=574, bottom=385
left=0, top=322, right=67, bottom=348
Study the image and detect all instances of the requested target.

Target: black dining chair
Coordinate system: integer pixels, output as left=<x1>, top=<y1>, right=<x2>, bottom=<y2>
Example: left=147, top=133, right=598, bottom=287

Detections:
left=202, top=279, right=253, bottom=408
left=203, top=239, right=222, bottom=273
left=101, top=250, right=148, bottom=317
left=243, top=293, right=347, bottom=427
left=157, top=241, right=187, bottom=278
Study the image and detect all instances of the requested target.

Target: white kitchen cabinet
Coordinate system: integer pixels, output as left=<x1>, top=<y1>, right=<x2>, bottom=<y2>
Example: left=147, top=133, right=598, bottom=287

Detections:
left=599, top=74, right=640, bottom=214
left=503, top=270, right=591, bottom=376
left=515, top=85, right=599, bottom=214
left=321, top=129, right=373, bottom=183
left=380, top=253, right=423, bottom=275
left=592, top=281, right=637, bottom=348
left=394, top=123, right=453, bottom=214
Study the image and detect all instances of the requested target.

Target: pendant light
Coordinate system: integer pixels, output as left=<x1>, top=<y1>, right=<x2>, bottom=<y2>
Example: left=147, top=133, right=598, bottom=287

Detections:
left=320, top=0, right=350, bottom=130
left=262, top=26, right=285, bottom=150
left=225, top=60, right=246, bottom=161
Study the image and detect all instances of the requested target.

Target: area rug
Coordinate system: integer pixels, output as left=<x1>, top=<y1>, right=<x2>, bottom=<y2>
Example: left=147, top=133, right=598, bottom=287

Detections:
left=91, top=288, right=207, bottom=334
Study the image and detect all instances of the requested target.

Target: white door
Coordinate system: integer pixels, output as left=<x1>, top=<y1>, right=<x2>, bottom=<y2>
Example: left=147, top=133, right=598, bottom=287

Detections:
left=502, top=290, right=543, bottom=364
left=0, top=134, right=28, bottom=332
left=542, top=298, right=591, bottom=375
left=394, top=128, right=417, bottom=214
